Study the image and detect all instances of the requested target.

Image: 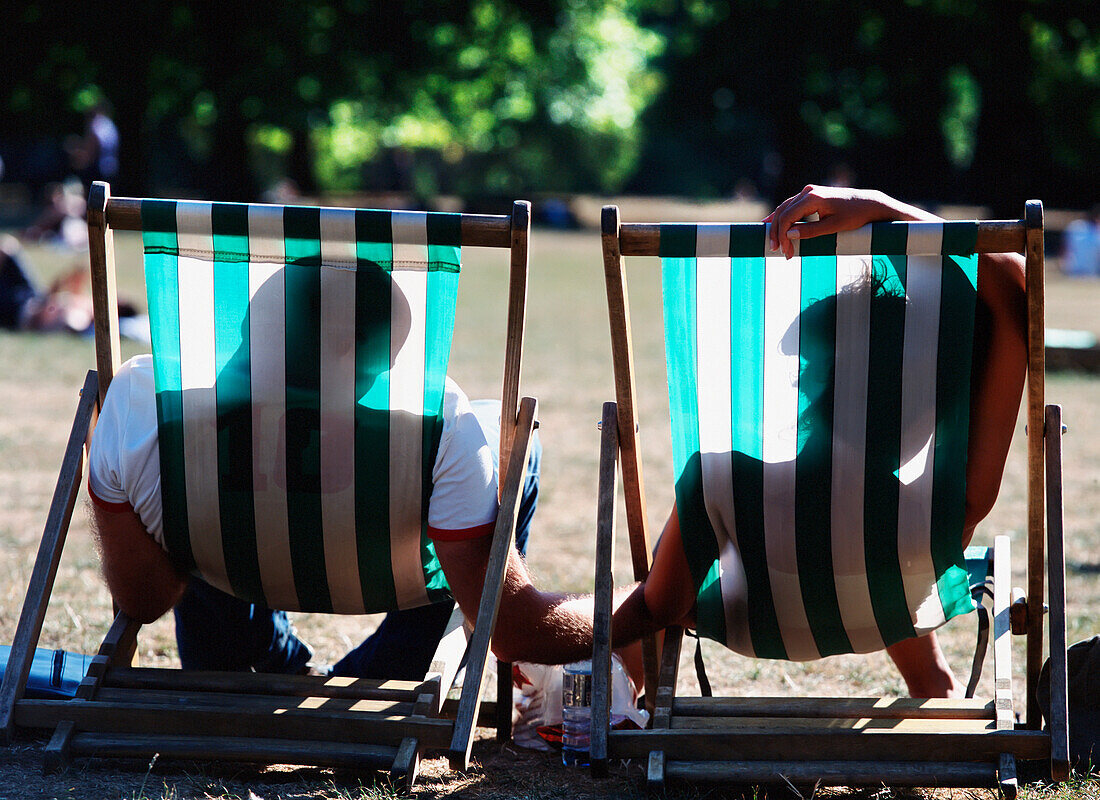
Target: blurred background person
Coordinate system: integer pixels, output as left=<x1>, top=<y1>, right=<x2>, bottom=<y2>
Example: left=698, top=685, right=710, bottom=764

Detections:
left=1061, top=205, right=1100, bottom=278
left=66, top=99, right=119, bottom=190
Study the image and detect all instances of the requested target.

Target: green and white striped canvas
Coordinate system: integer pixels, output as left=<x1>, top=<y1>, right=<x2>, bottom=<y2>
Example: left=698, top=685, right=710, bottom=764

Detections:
left=141, top=199, right=462, bottom=614
left=661, top=221, right=979, bottom=660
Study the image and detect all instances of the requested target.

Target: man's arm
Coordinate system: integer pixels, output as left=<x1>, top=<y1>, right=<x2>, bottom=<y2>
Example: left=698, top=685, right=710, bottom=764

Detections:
left=434, top=506, right=699, bottom=666
left=434, top=533, right=649, bottom=665
left=91, top=503, right=188, bottom=624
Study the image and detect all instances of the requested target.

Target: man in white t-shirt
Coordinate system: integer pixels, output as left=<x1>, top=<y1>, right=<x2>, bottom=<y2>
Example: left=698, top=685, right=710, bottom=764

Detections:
left=88, top=354, right=598, bottom=676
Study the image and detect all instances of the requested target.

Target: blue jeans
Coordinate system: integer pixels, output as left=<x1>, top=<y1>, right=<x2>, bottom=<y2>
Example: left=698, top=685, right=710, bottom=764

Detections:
left=174, top=401, right=540, bottom=679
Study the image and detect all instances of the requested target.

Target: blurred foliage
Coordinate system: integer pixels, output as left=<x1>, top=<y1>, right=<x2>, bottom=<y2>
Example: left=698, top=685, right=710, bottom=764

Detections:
left=2, top=0, right=664, bottom=199
left=1, top=0, right=1096, bottom=209
left=628, top=0, right=1099, bottom=211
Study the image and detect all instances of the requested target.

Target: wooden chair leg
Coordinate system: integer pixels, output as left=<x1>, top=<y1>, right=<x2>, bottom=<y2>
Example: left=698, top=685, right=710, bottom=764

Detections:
left=1044, top=404, right=1069, bottom=780
left=495, top=659, right=512, bottom=743
left=591, top=402, right=619, bottom=778
left=449, top=398, right=537, bottom=771
left=647, top=751, right=666, bottom=794
left=43, top=617, right=142, bottom=776
left=0, top=371, right=98, bottom=744
left=647, top=625, right=683, bottom=795
left=43, top=720, right=75, bottom=774
left=391, top=738, right=421, bottom=792
left=391, top=691, right=434, bottom=791
left=998, top=753, right=1018, bottom=800
left=428, top=605, right=466, bottom=716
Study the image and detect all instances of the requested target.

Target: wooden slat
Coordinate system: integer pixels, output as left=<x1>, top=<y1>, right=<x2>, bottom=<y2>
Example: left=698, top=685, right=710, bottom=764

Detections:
left=606, top=728, right=1051, bottom=762
left=425, top=607, right=464, bottom=714
left=392, top=738, right=420, bottom=789
left=617, top=220, right=1028, bottom=257
left=670, top=717, right=997, bottom=732
left=1010, top=587, right=1028, bottom=635
left=601, top=207, right=653, bottom=581
left=590, top=403, right=619, bottom=777
left=51, top=651, right=108, bottom=767
left=14, top=699, right=453, bottom=748
left=670, top=696, right=994, bottom=720
left=75, top=655, right=109, bottom=701
left=494, top=659, right=512, bottom=743
left=991, top=541, right=1023, bottom=800
left=1044, top=404, right=1070, bottom=780
left=448, top=398, right=537, bottom=771
left=664, top=759, right=997, bottom=787
left=97, top=611, right=140, bottom=669
left=1024, top=199, right=1046, bottom=729
left=102, top=666, right=429, bottom=701
left=496, top=200, right=530, bottom=490
left=1000, top=752, right=1019, bottom=800
left=648, top=752, right=667, bottom=787
left=392, top=692, right=435, bottom=791
left=653, top=626, right=682, bottom=732
left=68, top=732, right=399, bottom=770
left=993, top=535, right=1015, bottom=731
left=43, top=720, right=75, bottom=775
left=601, top=205, right=658, bottom=713
left=102, top=196, right=515, bottom=248
left=94, top=687, right=416, bottom=716
left=88, top=183, right=120, bottom=400
left=0, top=370, right=98, bottom=744
left=646, top=625, right=684, bottom=792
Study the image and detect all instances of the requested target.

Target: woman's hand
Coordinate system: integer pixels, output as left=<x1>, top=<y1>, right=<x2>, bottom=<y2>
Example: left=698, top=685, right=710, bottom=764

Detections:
left=765, top=184, right=940, bottom=258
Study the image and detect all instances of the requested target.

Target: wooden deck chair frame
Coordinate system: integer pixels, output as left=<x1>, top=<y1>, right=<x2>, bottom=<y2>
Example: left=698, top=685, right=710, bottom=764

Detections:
left=590, top=202, right=1069, bottom=796
left=0, top=181, right=535, bottom=788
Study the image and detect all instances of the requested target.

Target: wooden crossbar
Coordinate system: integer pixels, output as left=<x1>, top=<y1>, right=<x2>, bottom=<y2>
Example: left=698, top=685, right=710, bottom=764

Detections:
left=101, top=666, right=433, bottom=701
left=617, top=220, right=1028, bottom=257
left=669, top=697, right=995, bottom=720
left=100, top=196, right=515, bottom=248
left=608, top=728, right=1051, bottom=761
left=93, top=688, right=418, bottom=716
left=664, top=759, right=998, bottom=786
left=69, top=732, right=399, bottom=771
left=15, top=699, right=454, bottom=748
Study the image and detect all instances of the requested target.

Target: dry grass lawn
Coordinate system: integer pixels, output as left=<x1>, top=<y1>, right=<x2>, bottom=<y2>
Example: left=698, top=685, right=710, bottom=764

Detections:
left=0, top=227, right=1097, bottom=799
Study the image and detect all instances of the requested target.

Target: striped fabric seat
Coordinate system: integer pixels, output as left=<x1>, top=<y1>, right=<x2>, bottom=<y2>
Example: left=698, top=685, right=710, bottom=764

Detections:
left=661, top=221, right=979, bottom=660
left=141, top=199, right=464, bottom=614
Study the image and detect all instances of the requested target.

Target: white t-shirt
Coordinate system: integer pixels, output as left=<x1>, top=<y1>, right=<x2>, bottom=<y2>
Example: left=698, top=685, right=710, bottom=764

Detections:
left=88, top=355, right=499, bottom=547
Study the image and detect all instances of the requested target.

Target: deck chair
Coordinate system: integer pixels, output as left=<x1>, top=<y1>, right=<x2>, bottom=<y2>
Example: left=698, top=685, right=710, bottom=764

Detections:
left=591, top=203, right=1070, bottom=795
left=0, top=181, right=535, bottom=788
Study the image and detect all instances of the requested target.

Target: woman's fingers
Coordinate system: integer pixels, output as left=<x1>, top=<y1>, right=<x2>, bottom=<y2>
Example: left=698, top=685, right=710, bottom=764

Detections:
left=768, top=185, right=815, bottom=256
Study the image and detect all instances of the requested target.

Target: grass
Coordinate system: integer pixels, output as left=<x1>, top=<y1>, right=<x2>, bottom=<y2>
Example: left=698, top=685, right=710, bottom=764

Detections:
left=0, top=228, right=1098, bottom=798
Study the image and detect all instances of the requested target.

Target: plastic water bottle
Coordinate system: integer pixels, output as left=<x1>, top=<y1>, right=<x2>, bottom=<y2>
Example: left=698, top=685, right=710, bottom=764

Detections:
left=561, top=660, right=592, bottom=766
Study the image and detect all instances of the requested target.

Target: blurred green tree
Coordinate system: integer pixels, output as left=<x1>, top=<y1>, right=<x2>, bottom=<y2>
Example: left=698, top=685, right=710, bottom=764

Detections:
left=630, top=0, right=1098, bottom=212
left=3, top=0, right=663, bottom=200
left=3, top=1, right=1095, bottom=207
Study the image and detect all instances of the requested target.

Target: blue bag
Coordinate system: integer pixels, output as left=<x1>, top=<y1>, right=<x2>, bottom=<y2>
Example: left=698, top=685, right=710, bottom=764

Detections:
left=0, top=644, right=91, bottom=699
